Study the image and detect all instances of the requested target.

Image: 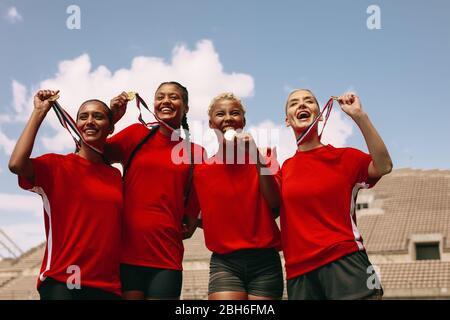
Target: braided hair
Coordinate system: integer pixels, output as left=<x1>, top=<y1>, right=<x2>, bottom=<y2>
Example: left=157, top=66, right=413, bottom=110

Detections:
left=156, top=81, right=190, bottom=139
left=156, top=81, right=193, bottom=207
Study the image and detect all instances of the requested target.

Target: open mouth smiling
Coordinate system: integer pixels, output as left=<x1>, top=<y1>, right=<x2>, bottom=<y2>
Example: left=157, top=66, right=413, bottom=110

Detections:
left=83, top=128, right=99, bottom=135
left=296, top=110, right=311, bottom=120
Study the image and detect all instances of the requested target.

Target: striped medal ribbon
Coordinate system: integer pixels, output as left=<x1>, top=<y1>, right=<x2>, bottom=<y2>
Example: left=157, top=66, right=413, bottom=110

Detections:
left=296, top=97, right=336, bottom=146
left=127, top=92, right=190, bottom=160
left=48, top=95, right=103, bottom=154
left=126, top=92, right=193, bottom=206
left=127, top=91, right=177, bottom=134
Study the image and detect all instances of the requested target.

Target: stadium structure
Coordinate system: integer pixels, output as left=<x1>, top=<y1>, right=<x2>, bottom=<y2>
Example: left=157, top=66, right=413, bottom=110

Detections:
left=1, top=168, right=449, bottom=299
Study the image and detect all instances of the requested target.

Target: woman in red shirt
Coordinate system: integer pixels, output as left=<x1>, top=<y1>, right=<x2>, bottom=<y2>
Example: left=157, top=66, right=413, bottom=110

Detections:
left=192, top=92, right=283, bottom=300
left=281, top=89, right=393, bottom=299
left=9, top=89, right=123, bottom=300
left=106, top=82, right=204, bottom=300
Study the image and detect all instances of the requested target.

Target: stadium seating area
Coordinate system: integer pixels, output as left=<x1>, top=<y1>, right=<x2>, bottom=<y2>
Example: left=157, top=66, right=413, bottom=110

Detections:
left=0, top=242, right=44, bottom=299
left=358, top=168, right=450, bottom=253
left=376, top=261, right=450, bottom=298
left=1, top=168, right=449, bottom=299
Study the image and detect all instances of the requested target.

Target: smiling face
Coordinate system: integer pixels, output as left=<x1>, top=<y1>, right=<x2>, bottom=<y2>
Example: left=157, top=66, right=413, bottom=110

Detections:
left=209, top=98, right=246, bottom=135
left=285, top=89, right=321, bottom=133
left=153, top=83, right=188, bottom=128
left=76, top=100, right=113, bottom=148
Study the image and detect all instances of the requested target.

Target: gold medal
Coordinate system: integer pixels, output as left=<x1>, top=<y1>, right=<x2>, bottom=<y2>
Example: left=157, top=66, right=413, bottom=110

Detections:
left=47, top=95, right=60, bottom=102
left=127, top=91, right=136, bottom=101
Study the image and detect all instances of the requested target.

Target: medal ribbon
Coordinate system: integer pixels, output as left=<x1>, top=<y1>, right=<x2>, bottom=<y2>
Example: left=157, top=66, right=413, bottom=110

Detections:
left=130, top=92, right=177, bottom=134
left=49, top=96, right=103, bottom=154
left=296, top=97, right=335, bottom=146
left=127, top=92, right=193, bottom=206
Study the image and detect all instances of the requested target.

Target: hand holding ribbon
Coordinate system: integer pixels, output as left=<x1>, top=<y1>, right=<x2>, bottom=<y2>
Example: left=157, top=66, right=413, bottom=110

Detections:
left=296, top=96, right=335, bottom=146
left=47, top=94, right=103, bottom=154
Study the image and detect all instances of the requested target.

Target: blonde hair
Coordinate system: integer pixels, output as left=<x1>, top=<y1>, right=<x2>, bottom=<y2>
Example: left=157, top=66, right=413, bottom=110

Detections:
left=285, top=88, right=319, bottom=114
left=207, top=92, right=246, bottom=117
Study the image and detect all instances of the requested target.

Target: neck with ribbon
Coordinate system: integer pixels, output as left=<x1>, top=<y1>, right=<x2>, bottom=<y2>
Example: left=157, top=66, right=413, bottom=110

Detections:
left=48, top=96, right=103, bottom=155
left=296, top=97, right=334, bottom=147
left=127, top=91, right=193, bottom=206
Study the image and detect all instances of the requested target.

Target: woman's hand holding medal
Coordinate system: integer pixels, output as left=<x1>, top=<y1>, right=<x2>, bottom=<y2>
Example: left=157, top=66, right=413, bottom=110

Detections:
left=336, top=93, right=366, bottom=120
left=110, top=91, right=130, bottom=124
left=224, top=130, right=268, bottom=166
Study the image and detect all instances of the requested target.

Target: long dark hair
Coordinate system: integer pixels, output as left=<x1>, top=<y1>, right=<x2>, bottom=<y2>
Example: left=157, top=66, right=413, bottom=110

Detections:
left=156, top=81, right=193, bottom=207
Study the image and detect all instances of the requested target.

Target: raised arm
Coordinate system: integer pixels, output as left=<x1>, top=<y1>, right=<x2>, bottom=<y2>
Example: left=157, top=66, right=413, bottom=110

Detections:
left=103, top=92, right=131, bottom=164
left=236, top=133, right=282, bottom=211
left=8, top=90, right=59, bottom=182
left=337, top=93, right=393, bottom=178
left=255, top=149, right=282, bottom=212
left=110, top=91, right=129, bottom=124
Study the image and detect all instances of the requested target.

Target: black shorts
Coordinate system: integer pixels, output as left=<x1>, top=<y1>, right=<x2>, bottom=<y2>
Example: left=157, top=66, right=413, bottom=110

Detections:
left=209, top=248, right=284, bottom=299
left=38, top=277, right=121, bottom=300
left=120, top=264, right=182, bottom=299
left=287, top=250, right=384, bottom=300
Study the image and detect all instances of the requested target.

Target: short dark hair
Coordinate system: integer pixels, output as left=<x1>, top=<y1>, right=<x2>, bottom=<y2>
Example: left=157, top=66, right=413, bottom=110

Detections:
left=74, top=99, right=114, bottom=155
left=77, top=99, right=113, bottom=124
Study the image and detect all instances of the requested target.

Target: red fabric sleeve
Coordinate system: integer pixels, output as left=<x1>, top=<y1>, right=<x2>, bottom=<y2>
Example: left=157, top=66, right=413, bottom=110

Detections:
left=105, top=123, right=146, bottom=165
left=18, top=153, right=58, bottom=192
left=346, top=148, right=380, bottom=188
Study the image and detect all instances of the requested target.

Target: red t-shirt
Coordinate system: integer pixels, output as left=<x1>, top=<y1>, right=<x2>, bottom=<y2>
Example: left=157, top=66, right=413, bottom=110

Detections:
left=107, top=123, right=204, bottom=270
left=192, top=150, right=281, bottom=254
left=280, top=145, right=378, bottom=280
left=18, top=153, right=122, bottom=296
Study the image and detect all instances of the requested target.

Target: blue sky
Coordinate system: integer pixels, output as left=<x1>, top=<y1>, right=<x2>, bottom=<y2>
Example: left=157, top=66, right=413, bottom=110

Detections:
left=1, top=0, right=450, bottom=254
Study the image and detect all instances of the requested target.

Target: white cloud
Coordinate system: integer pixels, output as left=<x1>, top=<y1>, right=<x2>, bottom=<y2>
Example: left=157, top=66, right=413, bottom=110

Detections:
left=12, top=80, right=27, bottom=113
left=1, top=39, right=354, bottom=163
left=0, top=38, right=356, bottom=253
left=0, top=81, right=26, bottom=156
left=247, top=120, right=297, bottom=165
left=6, top=6, right=23, bottom=23
left=8, top=39, right=254, bottom=151
left=0, top=193, right=43, bottom=217
left=247, top=109, right=353, bottom=166
left=0, top=223, right=45, bottom=256
left=319, top=108, right=354, bottom=147
left=0, top=194, right=44, bottom=254
left=0, top=127, right=16, bottom=156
